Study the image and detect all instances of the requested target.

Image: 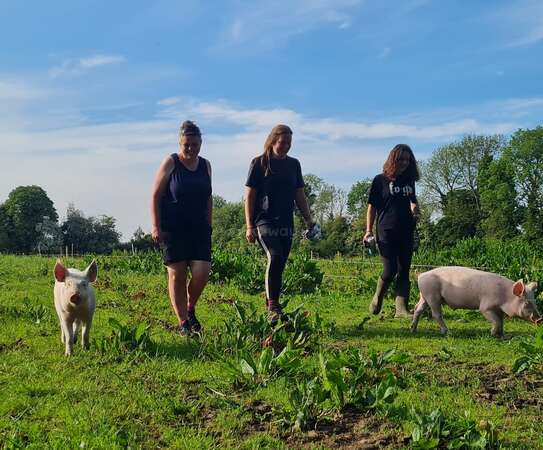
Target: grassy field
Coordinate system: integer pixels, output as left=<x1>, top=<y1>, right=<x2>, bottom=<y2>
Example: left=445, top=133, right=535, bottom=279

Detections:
left=1, top=254, right=542, bottom=449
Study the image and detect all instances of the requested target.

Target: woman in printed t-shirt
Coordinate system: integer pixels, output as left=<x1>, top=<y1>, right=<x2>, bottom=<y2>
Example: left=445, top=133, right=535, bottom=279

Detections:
left=244, top=124, right=316, bottom=324
left=150, top=120, right=212, bottom=336
left=363, top=144, right=420, bottom=318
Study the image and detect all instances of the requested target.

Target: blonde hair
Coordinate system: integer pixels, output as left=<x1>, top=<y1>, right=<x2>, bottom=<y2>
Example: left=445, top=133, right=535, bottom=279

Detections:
left=261, top=124, right=293, bottom=175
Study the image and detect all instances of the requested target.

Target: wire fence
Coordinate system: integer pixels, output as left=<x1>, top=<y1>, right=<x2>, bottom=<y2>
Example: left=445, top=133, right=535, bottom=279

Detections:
left=3, top=250, right=542, bottom=282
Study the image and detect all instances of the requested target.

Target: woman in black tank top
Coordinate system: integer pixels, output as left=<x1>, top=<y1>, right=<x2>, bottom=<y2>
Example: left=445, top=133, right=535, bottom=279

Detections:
left=151, top=120, right=212, bottom=336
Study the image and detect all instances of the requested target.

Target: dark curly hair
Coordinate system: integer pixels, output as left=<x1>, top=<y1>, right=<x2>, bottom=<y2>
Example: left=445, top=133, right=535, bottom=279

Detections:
left=383, top=144, right=420, bottom=181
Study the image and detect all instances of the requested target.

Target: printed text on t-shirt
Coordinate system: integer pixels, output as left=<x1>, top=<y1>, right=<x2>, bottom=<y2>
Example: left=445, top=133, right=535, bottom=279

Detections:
left=389, top=182, right=413, bottom=196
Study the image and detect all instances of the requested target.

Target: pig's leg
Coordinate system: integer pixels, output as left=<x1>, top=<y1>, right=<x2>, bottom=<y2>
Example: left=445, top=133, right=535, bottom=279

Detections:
left=480, top=309, right=504, bottom=338
left=61, top=319, right=74, bottom=356
left=411, top=296, right=428, bottom=333
left=81, top=318, right=92, bottom=349
left=427, top=300, right=448, bottom=334
left=55, top=308, right=65, bottom=343
left=73, top=320, right=80, bottom=345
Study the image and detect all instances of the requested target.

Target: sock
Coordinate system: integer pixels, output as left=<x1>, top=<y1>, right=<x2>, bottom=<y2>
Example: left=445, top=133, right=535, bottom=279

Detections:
left=267, top=299, right=279, bottom=310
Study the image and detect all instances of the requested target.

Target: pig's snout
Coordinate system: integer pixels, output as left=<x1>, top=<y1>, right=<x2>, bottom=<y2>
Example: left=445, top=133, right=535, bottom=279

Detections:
left=70, top=293, right=81, bottom=304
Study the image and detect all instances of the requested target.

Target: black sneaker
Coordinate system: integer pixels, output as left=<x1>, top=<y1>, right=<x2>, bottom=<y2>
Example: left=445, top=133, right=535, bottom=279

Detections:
left=267, top=304, right=286, bottom=325
left=187, top=310, right=201, bottom=333
left=179, top=320, right=191, bottom=336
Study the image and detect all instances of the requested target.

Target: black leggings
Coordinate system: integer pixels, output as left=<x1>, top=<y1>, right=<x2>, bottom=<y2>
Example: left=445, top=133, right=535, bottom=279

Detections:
left=256, top=224, right=293, bottom=302
left=377, top=228, right=414, bottom=296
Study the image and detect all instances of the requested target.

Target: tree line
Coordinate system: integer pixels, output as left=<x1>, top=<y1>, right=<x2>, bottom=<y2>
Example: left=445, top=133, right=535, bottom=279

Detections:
left=1, top=126, right=542, bottom=256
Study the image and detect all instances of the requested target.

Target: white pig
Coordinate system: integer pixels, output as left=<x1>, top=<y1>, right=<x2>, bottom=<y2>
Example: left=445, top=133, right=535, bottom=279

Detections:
left=54, top=259, right=97, bottom=355
left=411, top=266, right=541, bottom=337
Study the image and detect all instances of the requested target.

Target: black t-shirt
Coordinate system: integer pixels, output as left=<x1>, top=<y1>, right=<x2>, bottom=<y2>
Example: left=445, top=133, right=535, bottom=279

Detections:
left=368, top=174, right=417, bottom=232
left=245, top=155, right=305, bottom=228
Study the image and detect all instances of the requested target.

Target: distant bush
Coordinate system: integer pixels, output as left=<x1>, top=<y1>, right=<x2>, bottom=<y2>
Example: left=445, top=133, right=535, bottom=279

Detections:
left=282, top=252, right=323, bottom=295
left=211, top=248, right=323, bottom=295
left=84, top=251, right=164, bottom=275
left=415, top=237, right=543, bottom=284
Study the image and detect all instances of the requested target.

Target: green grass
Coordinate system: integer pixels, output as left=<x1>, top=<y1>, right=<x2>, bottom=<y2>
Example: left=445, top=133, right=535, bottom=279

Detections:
left=0, top=254, right=542, bottom=449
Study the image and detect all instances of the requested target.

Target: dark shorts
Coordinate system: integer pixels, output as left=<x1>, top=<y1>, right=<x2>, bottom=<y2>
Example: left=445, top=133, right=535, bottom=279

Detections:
left=162, top=224, right=212, bottom=265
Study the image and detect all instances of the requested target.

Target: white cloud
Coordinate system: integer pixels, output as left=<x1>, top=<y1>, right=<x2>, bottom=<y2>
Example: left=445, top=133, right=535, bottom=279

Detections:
left=49, top=54, right=126, bottom=78
left=2, top=87, right=542, bottom=238
left=0, top=80, right=43, bottom=100
left=158, top=98, right=517, bottom=141
left=219, top=0, right=362, bottom=48
left=488, top=0, right=543, bottom=48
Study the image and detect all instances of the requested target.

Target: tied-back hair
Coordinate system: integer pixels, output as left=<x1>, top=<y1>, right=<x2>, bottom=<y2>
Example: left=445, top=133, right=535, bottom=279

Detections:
left=383, top=144, right=420, bottom=181
left=179, top=120, right=201, bottom=138
left=261, top=124, right=293, bottom=176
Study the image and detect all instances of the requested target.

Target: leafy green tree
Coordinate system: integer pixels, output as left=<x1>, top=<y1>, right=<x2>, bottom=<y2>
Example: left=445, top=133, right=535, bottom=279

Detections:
left=478, top=155, right=519, bottom=239
left=35, top=216, right=63, bottom=254
left=421, top=135, right=505, bottom=213
left=430, top=189, right=480, bottom=248
left=212, top=195, right=227, bottom=209
left=505, top=126, right=543, bottom=242
left=312, top=216, right=349, bottom=258
left=0, top=205, right=11, bottom=251
left=61, top=205, right=89, bottom=252
left=345, top=215, right=365, bottom=255
left=130, top=227, right=158, bottom=252
left=303, top=174, right=325, bottom=210
left=89, top=215, right=121, bottom=253
left=212, top=199, right=246, bottom=251
left=347, top=179, right=371, bottom=218
left=3, top=185, right=58, bottom=252
left=61, top=204, right=120, bottom=254
left=413, top=196, right=439, bottom=250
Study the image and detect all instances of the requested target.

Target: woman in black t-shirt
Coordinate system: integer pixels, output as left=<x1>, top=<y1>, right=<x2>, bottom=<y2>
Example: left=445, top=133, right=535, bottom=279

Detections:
left=244, top=124, right=315, bottom=324
left=364, top=144, right=420, bottom=318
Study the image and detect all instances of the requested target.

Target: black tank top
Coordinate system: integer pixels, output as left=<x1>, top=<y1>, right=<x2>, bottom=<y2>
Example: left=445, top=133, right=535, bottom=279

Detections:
left=161, top=154, right=212, bottom=231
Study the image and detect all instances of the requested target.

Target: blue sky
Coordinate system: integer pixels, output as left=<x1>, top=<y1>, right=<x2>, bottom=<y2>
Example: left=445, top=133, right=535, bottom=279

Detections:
left=1, top=0, right=542, bottom=239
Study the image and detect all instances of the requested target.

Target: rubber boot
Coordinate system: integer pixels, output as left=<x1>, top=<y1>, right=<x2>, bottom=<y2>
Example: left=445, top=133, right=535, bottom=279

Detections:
left=369, top=277, right=391, bottom=315
left=394, top=296, right=412, bottom=318
left=394, top=280, right=413, bottom=319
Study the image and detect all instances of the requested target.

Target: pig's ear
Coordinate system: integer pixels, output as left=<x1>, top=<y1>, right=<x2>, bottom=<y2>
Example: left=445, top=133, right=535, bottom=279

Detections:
left=526, top=282, right=538, bottom=293
left=512, top=280, right=525, bottom=297
left=54, top=259, right=67, bottom=282
left=85, top=260, right=98, bottom=283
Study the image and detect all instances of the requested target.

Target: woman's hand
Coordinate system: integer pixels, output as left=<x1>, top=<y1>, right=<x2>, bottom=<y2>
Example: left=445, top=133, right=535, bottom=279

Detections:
left=411, top=203, right=420, bottom=223
left=151, top=226, right=164, bottom=243
left=363, top=230, right=373, bottom=243
left=246, top=226, right=256, bottom=244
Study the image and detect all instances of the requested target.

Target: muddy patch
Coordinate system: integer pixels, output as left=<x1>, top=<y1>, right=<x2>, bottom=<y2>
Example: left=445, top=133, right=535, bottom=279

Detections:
left=0, top=338, right=27, bottom=353
left=131, top=291, right=146, bottom=301
left=286, top=409, right=406, bottom=449
left=475, top=364, right=543, bottom=409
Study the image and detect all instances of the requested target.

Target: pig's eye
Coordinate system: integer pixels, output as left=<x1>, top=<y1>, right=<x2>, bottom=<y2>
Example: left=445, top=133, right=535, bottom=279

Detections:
left=81, top=281, right=88, bottom=288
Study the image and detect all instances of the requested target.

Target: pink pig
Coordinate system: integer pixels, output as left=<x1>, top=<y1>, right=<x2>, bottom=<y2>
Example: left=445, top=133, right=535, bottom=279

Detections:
left=54, top=259, right=97, bottom=355
left=411, top=266, right=541, bottom=337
